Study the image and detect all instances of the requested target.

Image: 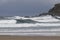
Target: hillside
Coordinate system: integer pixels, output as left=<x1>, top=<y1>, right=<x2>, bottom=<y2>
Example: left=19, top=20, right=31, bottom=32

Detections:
left=49, top=3, right=60, bottom=16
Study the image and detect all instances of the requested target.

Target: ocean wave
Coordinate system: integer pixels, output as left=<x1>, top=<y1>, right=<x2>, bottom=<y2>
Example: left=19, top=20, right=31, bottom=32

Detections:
left=0, top=23, right=60, bottom=27
left=0, top=28, right=60, bottom=33
left=16, top=19, right=38, bottom=23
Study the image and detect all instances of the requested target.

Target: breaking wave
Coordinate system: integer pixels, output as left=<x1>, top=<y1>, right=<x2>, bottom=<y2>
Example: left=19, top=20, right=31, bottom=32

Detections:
left=16, top=19, right=38, bottom=23
left=0, top=15, right=60, bottom=36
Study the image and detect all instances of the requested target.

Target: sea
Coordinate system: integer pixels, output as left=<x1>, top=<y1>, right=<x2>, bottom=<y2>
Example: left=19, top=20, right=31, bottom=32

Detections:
left=0, top=15, right=60, bottom=36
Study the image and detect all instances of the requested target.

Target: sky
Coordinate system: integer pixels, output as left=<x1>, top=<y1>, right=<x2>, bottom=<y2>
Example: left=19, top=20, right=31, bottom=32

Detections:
left=0, top=0, right=60, bottom=16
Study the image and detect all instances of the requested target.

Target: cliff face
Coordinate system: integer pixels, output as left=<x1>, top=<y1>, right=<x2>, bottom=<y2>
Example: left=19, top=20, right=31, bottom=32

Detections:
left=49, top=3, right=60, bottom=16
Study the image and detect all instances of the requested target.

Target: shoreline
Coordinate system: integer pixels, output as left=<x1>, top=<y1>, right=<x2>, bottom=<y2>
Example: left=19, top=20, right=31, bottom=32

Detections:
left=0, top=35, right=60, bottom=40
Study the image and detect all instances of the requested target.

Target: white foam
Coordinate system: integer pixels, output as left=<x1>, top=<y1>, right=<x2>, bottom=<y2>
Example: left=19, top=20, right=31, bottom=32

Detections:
left=0, top=20, right=16, bottom=24
left=13, top=15, right=60, bottom=22
left=0, top=29, right=60, bottom=36
left=0, top=33, right=59, bottom=36
left=29, top=15, right=60, bottom=22
left=0, top=23, right=60, bottom=27
left=0, top=15, right=60, bottom=24
left=0, top=28, right=60, bottom=32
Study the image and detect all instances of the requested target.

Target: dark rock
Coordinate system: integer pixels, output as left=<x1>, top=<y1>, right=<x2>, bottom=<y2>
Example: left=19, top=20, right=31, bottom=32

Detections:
left=38, top=13, right=50, bottom=16
left=49, top=3, right=60, bottom=16
left=24, top=16, right=30, bottom=18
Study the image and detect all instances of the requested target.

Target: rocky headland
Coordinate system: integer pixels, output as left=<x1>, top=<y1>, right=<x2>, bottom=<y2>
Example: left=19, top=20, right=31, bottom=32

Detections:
left=39, top=3, right=60, bottom=16
left=49, top=3, right=60, bottom=16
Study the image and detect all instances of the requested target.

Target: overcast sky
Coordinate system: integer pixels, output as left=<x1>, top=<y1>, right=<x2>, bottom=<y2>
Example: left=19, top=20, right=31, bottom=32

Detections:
left=0, top=0, right=60, bottom=16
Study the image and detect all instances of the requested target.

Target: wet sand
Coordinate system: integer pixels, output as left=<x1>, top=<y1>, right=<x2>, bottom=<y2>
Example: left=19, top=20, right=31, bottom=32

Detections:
left=0, top=35, right=60, bottom=40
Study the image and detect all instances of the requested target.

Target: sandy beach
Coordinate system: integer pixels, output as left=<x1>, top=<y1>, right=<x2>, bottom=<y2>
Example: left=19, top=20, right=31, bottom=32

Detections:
left=0, top=35, right=60, bottom=40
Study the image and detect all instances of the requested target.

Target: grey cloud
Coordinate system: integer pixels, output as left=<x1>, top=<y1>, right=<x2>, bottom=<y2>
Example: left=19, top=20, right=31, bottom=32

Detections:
left=0, top=0, right=60, bottom=16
